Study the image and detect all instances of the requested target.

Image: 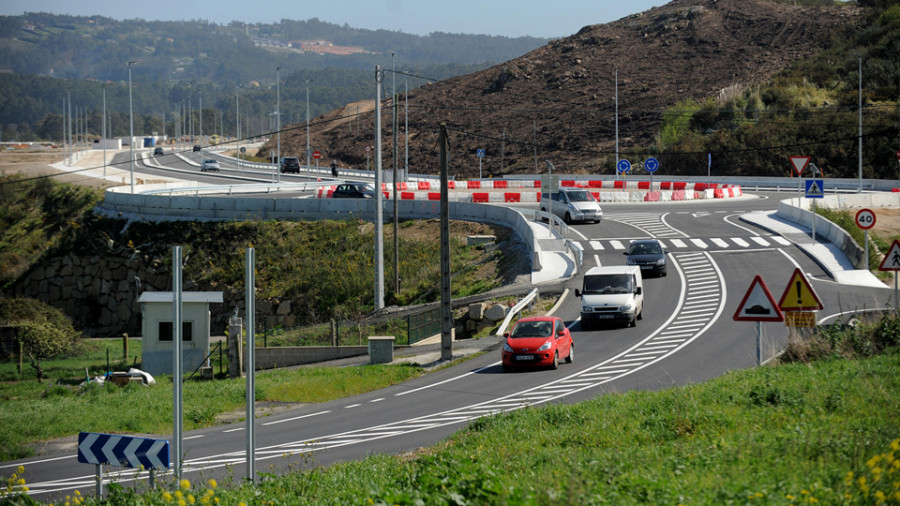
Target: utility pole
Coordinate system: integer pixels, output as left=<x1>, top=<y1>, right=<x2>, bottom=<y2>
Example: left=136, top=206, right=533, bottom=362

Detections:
left=439, top=123, right=452, bottom=362
left=615, top=67, right=620, bottom=181
left=857, top=54, right=863, bottom=193
left=500, top=128, right=506, bottom=174
left=306, top=81, right=311, bottom=168
left=102, top=87, right=107, bottom=178
left=276, top=66, right=281, bottom=183
left=128, top=61, right=135, bottom=193
left=392, top=53, right=399, bottom=295
left=374, top=66, right=385, bottom=310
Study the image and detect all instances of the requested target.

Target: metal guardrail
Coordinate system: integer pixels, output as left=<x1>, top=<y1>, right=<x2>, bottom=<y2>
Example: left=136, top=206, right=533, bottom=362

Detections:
left=495, top=288, right=540, bottom=336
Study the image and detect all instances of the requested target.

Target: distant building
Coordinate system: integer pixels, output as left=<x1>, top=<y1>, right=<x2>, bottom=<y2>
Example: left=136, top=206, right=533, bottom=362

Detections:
left=288, top=40, right=370, bottom=56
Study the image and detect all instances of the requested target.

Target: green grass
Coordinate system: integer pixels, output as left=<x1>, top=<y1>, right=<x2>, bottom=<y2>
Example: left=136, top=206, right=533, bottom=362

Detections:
left=11, top=349, right=895, bottom=505
left=0, top=336, right=424, bottom=461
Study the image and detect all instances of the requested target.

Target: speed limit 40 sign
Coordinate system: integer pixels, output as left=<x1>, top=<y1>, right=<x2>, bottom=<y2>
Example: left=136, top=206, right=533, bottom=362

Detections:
left=855, top=209, right=876, bottom=230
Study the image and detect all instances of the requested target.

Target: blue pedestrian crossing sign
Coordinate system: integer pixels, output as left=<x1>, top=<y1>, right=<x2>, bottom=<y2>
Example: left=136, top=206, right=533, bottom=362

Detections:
left=644, top=157, right=659, bottom=173
left=617, top=159, right=632, bottom=174
left=805, top=179, right=824, bottom=198
left=476, top=149, right=485, bottom=158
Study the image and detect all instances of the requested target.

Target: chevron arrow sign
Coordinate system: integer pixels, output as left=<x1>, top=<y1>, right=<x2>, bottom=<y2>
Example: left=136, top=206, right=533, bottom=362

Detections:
left=77, top=432, right=169, bottom=470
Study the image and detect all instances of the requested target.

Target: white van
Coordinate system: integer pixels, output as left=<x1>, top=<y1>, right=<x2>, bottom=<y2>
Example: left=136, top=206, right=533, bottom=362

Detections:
left=575, top=265, right=643, bottom=329
left=539, top=188, right=602, bottom=224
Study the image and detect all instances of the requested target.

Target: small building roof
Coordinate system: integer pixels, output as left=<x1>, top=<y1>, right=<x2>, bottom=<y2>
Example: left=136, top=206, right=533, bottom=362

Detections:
left=137, top=292, right=224, bottom=303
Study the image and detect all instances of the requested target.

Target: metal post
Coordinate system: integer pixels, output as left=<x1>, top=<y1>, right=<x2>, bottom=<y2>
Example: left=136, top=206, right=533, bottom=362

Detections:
left=173, top=246, right=183, bottom=478
left=858, top=54, right=863, bottom=193
left=102, top=87, right=107, bottom=178
left=374, top=67, right=385, bottom=309
left=245, top=247, right=256, bottom=483
left=128, top=61, right=135, bottom=193
left=67, top=92, right=72, bottom=166
left=199, top=94, right=202, bottom=146
left=439, top=123, right=452, bottom=361
left=306, top=83, right=310, bottom=167
left=276, top=67, right=281, bottom=183
left=812, top=199, right=817, bottom=243
left=865, top=229, right=870, bottom=270
left=405, top=75, right=409, bottom=180
left=615, top=68, right=619, bottom=180
left=95, top=464, right=103, bottom=499
left=756, top=321, right=762, bottom=366
left=895, top=272, right=898, bottom=315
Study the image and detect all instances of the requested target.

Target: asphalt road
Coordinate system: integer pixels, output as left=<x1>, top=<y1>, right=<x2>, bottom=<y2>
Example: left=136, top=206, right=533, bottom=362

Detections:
left=6, top=185, right=894, bottom=502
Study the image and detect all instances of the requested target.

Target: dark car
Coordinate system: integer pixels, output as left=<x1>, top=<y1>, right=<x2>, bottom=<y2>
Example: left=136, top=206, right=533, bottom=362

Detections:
left=153, top=147, right=164, bottom=156
left=192, top=145, right=202, bottom=152
left=332, top=183, right=376, bottom=199
left=623, top=239, right=668, bottom=277
left=280, top=157, right=301, bottom=173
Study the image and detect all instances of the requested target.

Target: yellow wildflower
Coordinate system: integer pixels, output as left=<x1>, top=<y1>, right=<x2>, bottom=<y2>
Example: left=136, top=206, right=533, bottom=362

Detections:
left=16, top=466, right=24, bottom=475
left=207, top=479, right=217, bottom=490
left=890, top=439, right=899, bottom=452
left=188, top=493, right=195, bottom=504
left=163, top=491, right=173, bottom=501
left=180, top=478, right=191, bottom=490
left=874, top=491, right=885, bottom=502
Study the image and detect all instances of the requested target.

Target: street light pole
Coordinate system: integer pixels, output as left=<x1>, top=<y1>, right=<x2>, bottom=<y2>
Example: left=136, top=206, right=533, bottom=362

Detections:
left=857, top=54, right=863, bottom=194
left=128, top=61, right=135, bottom=193
left=102, top=86, right=107, bottom=178
left=305, top=81, right=310, bottom=168
left=235, top=85, right=242, bottom=169
left=276, top=66, right=281, bottom=183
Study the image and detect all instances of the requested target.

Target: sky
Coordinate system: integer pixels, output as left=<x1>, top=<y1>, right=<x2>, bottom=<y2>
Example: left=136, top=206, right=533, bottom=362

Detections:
left=0, top=0, right=669, bottom=38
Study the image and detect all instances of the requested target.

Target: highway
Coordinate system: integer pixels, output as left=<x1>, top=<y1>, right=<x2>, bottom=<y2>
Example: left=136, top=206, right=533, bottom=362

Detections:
left=6, top=158, right=894, bottom=501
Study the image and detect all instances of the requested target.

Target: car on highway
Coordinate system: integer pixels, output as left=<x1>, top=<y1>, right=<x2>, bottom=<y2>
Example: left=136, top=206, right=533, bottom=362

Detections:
left=576, top=265, right=643, bottom=329
left=539, top=188, right=602, bottom=224
left=200, top=159, right=220, bottom=172
left=332, top=183, right=376, bottom=199
left=153, top=147, right=164, bottom=156
left=501, top=316, right=573, bottom=372
left=623, top=239, right=668, bottom=277
left=280, top=157, right=301, bottom=173
left=192, top=145, right=202, bottom=152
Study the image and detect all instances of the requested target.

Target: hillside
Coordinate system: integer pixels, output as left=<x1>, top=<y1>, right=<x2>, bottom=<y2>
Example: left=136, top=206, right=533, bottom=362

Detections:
left=267, top=0, right=886, bottom=179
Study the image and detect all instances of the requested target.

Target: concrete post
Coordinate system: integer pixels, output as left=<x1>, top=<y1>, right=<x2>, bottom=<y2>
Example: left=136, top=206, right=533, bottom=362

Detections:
left=228, top=316, right=243, bottom=378
left=368, top=336, right=395, bottom=365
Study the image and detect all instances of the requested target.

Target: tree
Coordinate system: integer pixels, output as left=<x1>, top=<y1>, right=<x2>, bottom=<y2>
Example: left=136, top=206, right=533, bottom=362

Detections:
left=0, top=298, right=78, bottom=382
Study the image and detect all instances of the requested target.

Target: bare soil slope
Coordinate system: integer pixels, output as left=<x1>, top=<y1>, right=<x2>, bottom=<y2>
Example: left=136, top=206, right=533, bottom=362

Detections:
left=267, top=0, right=862, bottom=178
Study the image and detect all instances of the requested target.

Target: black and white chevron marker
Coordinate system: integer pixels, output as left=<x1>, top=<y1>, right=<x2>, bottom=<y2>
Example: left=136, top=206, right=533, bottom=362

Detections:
left=77, top=432, right=169, bottom=470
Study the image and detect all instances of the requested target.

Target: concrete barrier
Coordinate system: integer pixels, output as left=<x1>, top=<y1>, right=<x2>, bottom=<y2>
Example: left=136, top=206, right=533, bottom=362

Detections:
left=254, top=345, right=369, bottom=370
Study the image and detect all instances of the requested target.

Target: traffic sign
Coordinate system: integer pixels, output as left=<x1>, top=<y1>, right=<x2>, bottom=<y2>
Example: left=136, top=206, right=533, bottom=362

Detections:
left=616, top=159, right=631, bottom=174
left=476, top=149, right=485, bottom=158
left=790, top=156, right=811, bottom=176
left=855, top=209, right=876, bottom=230
left=312, top=150, right=321, bottom=159
left=785, top=311, right=816, bottom=328
left=778, top=268, right=823, bottom=312
left=365, top=146, right=371, bottom=152
left=644, top=157, right=659, bottom=173
left=805, top=179, right=824, bottom=198
left=879, top=239, right=900, bottom=271
left=77, top=432, right=169, bottom=470
left=733, top=275, right=784, bottom=322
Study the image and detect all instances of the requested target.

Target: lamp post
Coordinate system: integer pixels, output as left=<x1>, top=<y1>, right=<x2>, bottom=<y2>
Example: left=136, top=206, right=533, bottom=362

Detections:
left=857, top=54, right=863, bottom=194
left=305, top=81, right=310, bottom=167
left=276, top=66, right=281, bottom=183
left=235, top=85, right=243, bottom=169
left=102, top=86, right=107, bottom=178
left=128, top=60, right=135, bottom=194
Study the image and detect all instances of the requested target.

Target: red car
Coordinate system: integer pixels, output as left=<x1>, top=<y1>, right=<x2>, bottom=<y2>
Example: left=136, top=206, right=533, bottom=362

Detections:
left=502, top=316, right=573, bottom=372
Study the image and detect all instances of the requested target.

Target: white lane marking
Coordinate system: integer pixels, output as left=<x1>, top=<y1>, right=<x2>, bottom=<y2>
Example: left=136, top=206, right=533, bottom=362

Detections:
left=345, top=404, right=361, bottom=409
left=184, top=435, right=205, bottom=440
left=772, top=236, right=791, bottom=246
left=690, top=238, right=708, bottom=249
left=263, top=410, right=331, bottom=426
left=223, top=428, right=245, bottom=433
left=0, top=455, right=75, bottom=469
left=590, top=240, right=604, bottom=250
left=610, top=240, right=626, bottom=250
left=750, top=236, right=771, bottom=247
left=732, top=237, right=750, bottom=248
left=670, top=239, right=688, bottom=248
left=370, top=398, right=385, bottom=403
left=711, top=238, right=729, bottom=248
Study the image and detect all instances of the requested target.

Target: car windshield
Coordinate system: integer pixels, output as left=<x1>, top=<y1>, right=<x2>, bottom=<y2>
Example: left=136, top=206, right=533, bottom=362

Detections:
left=510, top=320, right=553, bottom=338
left=566, top=190, right=594, bottom=202
left=204, top=159, right=216, bottom=164
left=631, top=242, right=662, bottom=255
left=583, top=274, right=632, bottom=294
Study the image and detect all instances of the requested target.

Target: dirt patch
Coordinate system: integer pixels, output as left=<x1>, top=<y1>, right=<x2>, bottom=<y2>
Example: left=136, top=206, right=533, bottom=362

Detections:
left=871, top=207, right=900, bottom=239
left=0, top=149, right=113, bottom=188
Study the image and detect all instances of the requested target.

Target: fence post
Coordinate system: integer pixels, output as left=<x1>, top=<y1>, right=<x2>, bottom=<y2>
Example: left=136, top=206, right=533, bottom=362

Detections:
left=331, top=319, right=337, bottom=347
left=122, top=333, right=128, bottom=361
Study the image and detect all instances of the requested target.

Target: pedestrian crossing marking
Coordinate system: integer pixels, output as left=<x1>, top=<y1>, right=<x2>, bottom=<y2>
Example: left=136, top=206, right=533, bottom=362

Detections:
left=585, top=235, right=797, bottom=252
left=589, top=240, right=603, bottom=250
left=750, top=237, right=771, bottom=247
left=772, top=236, right=791, bottom=246
left=670, top=239, right=687, bottom=248
left=711, top=238, right=729, bottom=248
left=732, top=238, right=750, bottom=248
left=691, top=239, right=709, bottom=249
left=609, top=240, right=625, bottom=250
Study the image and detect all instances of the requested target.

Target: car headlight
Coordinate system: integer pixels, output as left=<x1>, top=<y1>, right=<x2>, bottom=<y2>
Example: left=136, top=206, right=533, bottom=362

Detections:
left=503, top=343, right=513, bottom=352
left=656, top=258, right=666, bottom=265
left=626, top=257, right=636, bottom=265
left=537, top=341, right=552, bottom=351
left=619, top=303, right=634, bottom=312
left=581, top=304, right=593, bottom=313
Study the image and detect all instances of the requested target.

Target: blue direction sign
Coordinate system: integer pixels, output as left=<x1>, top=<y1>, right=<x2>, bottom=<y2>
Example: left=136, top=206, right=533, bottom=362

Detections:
left=644, top=157, right=660, bottom=173
left=617, top=159, right=632, bottom=174
left=805, top=179, right=824, bottom=198
left=476, top=149, right=485, bottom=158
left=78, top=432, right=169, bottom=470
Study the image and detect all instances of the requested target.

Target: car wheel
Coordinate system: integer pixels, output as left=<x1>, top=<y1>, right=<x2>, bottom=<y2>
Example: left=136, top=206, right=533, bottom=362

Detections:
left=564, top=213, right=573, bottom=224
left=637, top=309, right=643, bottom=320
left=502, top=364, right=511, bottom=373
left=540, top=208, right=548, bottom=222
left=551, top=351, right=559, bottom=370
left=629, top=316, right=636, bottom=328
left=565, top=344, right=574, bottom=364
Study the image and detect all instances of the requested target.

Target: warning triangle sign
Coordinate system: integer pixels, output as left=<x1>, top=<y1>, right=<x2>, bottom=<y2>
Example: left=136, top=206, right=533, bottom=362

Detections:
left=734, top=275, right=784, bottom=322
left=878, top=239, right=900, bottom=271
left=778, top=268, right=823, bottom=311
left=790, top=156, right=811, bottom=176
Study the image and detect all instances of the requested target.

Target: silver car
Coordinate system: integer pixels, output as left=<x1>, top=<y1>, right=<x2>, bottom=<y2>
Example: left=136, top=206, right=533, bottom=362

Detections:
left=200, top=159, right=220, bottom=172
left=540, top=188, right=603, bottom=224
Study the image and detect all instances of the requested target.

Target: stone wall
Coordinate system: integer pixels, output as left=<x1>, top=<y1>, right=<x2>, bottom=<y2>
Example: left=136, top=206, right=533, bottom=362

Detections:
left=11, top=251, right=295, bottom=337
